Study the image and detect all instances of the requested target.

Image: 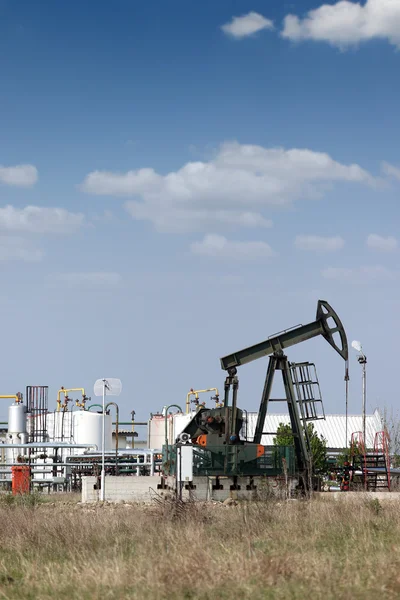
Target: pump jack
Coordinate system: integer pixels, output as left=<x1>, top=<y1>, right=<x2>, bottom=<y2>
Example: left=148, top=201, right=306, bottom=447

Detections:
left=169, top=301, right=348, bottom=489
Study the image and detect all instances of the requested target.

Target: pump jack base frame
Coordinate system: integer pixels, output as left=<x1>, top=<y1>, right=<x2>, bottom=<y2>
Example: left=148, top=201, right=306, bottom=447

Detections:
left=254, top=352, right=311, bottom=490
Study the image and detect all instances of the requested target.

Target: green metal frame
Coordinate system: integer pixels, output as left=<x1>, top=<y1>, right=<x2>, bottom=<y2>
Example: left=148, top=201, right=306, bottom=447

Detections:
left=163, top=444, right=295, bottom=478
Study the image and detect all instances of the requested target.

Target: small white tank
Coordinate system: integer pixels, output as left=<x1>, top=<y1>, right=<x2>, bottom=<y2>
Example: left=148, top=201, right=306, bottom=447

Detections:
left=148, top=413, right=178, bottom=449
left=73, top=411, right=112, bottom=452
left=5, top=403, right=28, bottom=465
left=8, top=403, right=27, bottom=435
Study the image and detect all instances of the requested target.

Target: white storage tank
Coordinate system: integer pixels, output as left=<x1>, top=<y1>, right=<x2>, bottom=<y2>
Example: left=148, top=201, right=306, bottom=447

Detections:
left=6, top=402, right=28, bottom=464
left=73, top=410, right=112, bottom=452
left=148, top=413, right=175, bottom=450
left=8, top=402, right=27, bottom=435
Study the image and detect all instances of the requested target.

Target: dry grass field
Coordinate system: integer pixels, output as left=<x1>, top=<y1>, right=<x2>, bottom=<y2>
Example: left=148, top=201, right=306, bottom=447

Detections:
left=0, top=493, right=399, bottom=599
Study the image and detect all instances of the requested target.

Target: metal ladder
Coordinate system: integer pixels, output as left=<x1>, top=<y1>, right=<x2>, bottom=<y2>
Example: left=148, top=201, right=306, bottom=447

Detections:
left=290, top=362, right=325, bottom=425
left=367, top=431, right=391, bottom=491
left=350, top=431, right=391, bottom=491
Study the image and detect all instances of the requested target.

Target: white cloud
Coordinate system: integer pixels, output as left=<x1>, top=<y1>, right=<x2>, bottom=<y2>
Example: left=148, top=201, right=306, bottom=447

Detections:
left=221, top=12, right=274, bottom=38
left=0, top=205, right=84, bottom=234
left=367, top=234, right=398, bottom=252
left=53, top=272, right=122, bottom=286
left=82, top=167, right=159, bottom=197
left=322, top=265, right=396, bottom=284
left=191, top=234, right=275, bottom=260
left=0, top=236, right=43, bottom=262
left=282, top=0, right=400, bottom=49
left=92, top=209, right=114, bottom=223
left=295, top=235, right=345, bottom=252
left=125, top=203, right=272, bottom=233
left=81, top=141, right=374, bottom=234
left=0, top=165, right=38, bottom=187
left=382, top=161, right=400, bottom=181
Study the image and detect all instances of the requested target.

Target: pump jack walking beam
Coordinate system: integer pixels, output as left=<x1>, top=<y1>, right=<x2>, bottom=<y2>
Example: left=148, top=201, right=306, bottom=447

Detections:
left=220, top=301, right=348, bottom=371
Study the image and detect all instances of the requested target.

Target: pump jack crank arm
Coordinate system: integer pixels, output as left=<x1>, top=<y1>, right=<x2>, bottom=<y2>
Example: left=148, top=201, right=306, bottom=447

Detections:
left=220, top=300, right=348, bottom=371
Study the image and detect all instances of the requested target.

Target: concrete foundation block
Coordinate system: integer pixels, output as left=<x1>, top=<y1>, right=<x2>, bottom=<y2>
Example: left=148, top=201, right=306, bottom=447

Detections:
left=81, top=475, right=162, bottom=503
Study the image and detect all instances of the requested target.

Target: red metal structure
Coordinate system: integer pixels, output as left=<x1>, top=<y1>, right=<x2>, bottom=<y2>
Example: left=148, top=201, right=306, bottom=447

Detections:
left=373, top=430, right=391, bottom=491
left=350, top=430, right=391, bottom=491
left=11, top=465, right=31, bottom=495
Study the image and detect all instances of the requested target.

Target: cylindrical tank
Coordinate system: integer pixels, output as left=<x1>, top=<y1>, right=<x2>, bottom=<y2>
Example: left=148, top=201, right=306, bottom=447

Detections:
left=6, top=403, right=28, bottom=465
left=20, top=433, right=28, bottom=444
left=8, top=403, right=27, bottom=435
left=73, top=411, right=112, bottom=453
left=148, top=413, right=174, bottom=450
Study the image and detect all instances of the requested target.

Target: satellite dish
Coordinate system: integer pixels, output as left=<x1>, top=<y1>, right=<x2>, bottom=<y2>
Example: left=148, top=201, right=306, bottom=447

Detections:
left=351, top=340, right=362, bottom=353
left=94, top=378, right=122, bottom=397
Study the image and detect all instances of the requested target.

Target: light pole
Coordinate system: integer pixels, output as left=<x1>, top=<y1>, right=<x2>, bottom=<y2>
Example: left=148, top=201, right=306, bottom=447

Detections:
left=101, top=379, right=107, bottom=501
left=94, top=378, right=122, bottom=502
left=351, top=341, right=367, bottom=447
left=344, top=362, right=349, bottom=450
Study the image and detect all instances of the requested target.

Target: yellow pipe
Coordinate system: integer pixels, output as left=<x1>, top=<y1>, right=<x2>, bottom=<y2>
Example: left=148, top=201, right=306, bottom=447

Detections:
left=0, top=394, right=22, bottom=404
left=185, top=388, right=220, bottom=414
left=57, top=387, right=86, bottom=411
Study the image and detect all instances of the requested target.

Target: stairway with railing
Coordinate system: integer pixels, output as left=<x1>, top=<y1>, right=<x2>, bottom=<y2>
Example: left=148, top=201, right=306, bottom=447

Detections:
left=350, top=430, right=390, bottom=491
left=369, top=431, right=391, bottom=491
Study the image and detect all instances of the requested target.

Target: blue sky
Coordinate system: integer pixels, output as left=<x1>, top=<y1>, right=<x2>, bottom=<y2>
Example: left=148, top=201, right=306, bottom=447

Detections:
left=0, top=0, right=399, bottom=433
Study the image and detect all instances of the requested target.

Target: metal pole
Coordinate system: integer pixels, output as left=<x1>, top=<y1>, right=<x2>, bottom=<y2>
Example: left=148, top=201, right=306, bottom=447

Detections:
left=150, top=453, right=154, bottom=476
left=362, top=360, right=366, bottom=448
left=345, top=362, right=349, bottom=450
left=100, top=379, right=106, bottom=501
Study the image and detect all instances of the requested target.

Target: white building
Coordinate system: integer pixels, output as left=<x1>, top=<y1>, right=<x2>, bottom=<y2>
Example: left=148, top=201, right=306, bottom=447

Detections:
left=244, top=409, right=383, bottom=451
left=152, top=409, right=384, bottom=453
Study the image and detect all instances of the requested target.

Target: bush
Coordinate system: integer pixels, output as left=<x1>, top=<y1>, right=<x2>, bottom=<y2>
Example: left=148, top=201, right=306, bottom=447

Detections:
left=273, top=422, right=327, bottom=474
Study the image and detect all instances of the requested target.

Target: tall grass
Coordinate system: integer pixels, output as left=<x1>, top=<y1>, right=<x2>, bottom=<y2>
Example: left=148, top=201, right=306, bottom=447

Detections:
left=0, top=495, right=399, bottom=599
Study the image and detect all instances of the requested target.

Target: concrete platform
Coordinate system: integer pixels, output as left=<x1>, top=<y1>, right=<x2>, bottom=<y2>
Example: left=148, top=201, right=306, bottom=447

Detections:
left=81, top=476, right=165, bottom=503
left=81, top=475, right=400, bottom=504
left=81, top=474, right=293, bottom=503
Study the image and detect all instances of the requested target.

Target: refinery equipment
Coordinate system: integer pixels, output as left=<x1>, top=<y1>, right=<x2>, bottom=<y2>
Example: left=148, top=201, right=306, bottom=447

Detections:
left=162, top=300, right=349, bottom=491
left=149, top=391, right=223, bottom=450
left=0, top=385, right=140, bottom=493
